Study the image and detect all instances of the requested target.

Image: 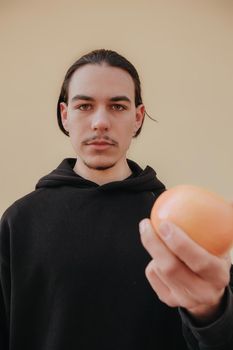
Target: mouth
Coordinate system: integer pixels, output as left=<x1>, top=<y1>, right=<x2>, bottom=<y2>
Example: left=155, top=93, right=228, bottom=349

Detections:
left=86, top=142, right=115, bottom=150
left=84, top=138, right=117, bottom=150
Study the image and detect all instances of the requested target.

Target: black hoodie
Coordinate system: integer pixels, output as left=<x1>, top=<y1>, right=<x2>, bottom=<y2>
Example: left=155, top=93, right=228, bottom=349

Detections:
left=0, top=158, right=233, bottom=350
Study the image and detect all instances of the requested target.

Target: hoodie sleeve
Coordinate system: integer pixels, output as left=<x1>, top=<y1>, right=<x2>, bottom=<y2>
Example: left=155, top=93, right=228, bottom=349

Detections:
left=179, top=265, right=233, bottom=350
left=0, top=212, right=11, bottom=349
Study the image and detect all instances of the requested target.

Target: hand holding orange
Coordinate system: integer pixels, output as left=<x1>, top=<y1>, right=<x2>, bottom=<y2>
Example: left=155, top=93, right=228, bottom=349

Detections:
left=150, top=185, right=233, bottom=256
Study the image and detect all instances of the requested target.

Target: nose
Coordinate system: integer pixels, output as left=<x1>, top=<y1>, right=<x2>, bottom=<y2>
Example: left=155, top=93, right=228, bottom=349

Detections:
left=91, top=107, right=111, bottom=132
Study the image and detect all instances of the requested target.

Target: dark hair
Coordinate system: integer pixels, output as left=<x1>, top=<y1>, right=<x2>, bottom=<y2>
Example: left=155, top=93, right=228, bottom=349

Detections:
left=57, top=49, right=155, bottom=137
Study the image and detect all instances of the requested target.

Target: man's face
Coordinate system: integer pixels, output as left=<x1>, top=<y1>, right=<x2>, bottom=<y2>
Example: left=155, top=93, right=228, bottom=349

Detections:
left=60, top=64, right=144, bottom=171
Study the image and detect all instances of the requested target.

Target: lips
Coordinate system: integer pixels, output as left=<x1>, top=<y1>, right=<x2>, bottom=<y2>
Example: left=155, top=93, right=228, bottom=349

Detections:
left=84, top=139, right=116, bottom=151
left=88, top=142, right=113, bottom=146
left=85, top=139, right=115, bottom=146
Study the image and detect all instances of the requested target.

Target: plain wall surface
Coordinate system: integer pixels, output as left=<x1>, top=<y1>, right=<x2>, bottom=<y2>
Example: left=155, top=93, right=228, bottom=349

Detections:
left=1, top=1, right=233, bottom=258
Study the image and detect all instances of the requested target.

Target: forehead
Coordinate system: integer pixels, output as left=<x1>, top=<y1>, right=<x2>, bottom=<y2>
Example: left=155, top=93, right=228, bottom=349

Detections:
left=68, top=64, right=135, bottom=100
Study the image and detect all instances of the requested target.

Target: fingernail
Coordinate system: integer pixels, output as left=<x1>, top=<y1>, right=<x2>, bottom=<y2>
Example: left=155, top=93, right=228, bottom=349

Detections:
left=139, top=219, right=149, bottom=235
left=158, top=221, right=173, bottom=239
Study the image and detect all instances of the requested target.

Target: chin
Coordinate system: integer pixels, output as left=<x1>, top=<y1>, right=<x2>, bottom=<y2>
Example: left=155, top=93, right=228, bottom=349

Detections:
left=83, top=158, right=117, bottom=171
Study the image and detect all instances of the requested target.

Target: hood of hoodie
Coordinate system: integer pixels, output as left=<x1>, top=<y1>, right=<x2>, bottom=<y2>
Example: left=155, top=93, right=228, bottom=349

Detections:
left=36, top=158, right=166, bottom=194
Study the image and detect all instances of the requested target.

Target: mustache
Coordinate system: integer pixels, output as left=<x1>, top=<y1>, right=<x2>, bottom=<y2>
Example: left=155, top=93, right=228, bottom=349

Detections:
left=83, top=135, right=118, bottom=145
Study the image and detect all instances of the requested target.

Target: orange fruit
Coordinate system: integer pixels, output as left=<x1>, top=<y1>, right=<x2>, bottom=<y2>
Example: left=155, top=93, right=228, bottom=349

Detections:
left=150, top=185, right=233, bottom=256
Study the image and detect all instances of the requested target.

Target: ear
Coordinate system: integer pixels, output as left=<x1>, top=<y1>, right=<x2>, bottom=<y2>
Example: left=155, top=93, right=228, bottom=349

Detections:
left=60, top=102, right=69, bottom=132
left=134, top=104, right=145, bottom=134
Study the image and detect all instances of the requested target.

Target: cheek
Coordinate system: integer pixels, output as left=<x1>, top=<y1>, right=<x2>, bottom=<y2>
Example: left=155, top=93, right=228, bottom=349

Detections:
left=123, top=121, right=135, bottom=136
left=68, top=115, right=85, bottom=133
left=67, top=120, right=82, bottom=143
left=118, top=123, right=134, bottom=147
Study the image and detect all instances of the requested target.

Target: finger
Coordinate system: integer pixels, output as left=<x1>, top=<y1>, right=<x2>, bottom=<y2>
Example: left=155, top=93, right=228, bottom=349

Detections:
left=147, top=260, right=215, bottom=309
left=154, top=260, right=223, bottom=307
left=157, top=220, right=230, bottom=286
left=139, top=219, right=213, bottom=276
left=139, top=218, right=170, bottom=258
left=139, top=219, right=188, bottom=280
left=139, top=219, right=229, bottom=308
left=145, top=260, right=176, bottom=307
left=139, top=218, right=206, bottom=288
left=139, top=219, right=216, bottom=303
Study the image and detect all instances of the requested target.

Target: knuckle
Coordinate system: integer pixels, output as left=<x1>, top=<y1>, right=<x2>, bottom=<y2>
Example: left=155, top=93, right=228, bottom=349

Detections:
left=200, top=288, right=221, bottom=306
left=145, top=261, right=154, bottom=279
left=208, top=292, right=220, bottom=306
left=199, top=293, right=213, bottom=305
left=192, top=260, right=209, bottom=274
left=216, top=273, right=230, bottom=290
left=159, top=262, right=178, bottom=279
left=164, top=297, right=178, bottom=308
left=172, top=239, right=186, bottom=255
left=154, top=288, right=177, bottom=308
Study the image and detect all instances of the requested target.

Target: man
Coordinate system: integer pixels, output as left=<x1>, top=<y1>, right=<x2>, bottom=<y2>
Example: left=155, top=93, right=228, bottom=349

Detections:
left=0, top=49, right=232, bottom=349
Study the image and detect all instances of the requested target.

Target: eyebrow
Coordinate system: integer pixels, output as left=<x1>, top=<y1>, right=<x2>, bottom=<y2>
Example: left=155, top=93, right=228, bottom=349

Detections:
left=71, top=94, right=131, bottom=104
left=110, top=96, right=131, bottom=103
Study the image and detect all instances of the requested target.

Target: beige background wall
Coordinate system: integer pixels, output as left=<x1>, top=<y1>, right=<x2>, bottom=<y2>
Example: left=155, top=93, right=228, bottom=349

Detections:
left=1, top=0, right=233, bottom=257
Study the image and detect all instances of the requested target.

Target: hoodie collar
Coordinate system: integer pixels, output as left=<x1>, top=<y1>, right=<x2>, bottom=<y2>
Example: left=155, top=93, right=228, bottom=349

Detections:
left=36, top=158, right=166, bottom=194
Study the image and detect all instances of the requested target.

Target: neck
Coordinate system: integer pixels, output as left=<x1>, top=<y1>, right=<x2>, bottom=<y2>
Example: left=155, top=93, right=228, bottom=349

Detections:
left=73, top=157, right=132, bottom=185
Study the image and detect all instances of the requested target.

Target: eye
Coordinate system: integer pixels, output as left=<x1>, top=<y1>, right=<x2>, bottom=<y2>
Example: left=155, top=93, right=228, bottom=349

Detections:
left=76, top=104, right=92, bottom=111
left=111, top=104, right=127, bottom=111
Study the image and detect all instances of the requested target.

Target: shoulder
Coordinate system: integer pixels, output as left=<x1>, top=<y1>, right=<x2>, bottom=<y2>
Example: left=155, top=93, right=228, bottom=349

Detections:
left=1, top=188, right=46, bottom=223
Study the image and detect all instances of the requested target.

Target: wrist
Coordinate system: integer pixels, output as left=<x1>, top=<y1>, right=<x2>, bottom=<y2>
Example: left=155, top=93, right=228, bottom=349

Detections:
left=186, top=289, right=226, bottom=326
